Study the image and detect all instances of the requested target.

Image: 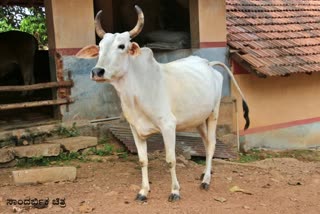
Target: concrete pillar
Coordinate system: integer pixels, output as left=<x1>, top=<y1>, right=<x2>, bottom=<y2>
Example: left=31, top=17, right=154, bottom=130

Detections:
left=45, top=0, right=95, bottom=55
left=189, top=0, right=227, bottom=48
left=44, top=0, right=96, bottom=120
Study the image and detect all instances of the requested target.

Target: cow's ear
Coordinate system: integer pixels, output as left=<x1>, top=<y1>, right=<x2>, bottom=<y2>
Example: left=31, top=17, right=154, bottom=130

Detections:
left=75, top=45, right=99, bottom=58
left=129, top=42, right=141, bottom=56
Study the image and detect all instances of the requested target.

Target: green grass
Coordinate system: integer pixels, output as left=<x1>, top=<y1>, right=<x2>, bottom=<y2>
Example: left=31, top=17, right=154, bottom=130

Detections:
left=279, top=149, right=320, bottom=162
left=237, top=153, right=261, bottom=163
left=192, top=157, right=206, bottom=165
left=56, top=122, right=80, bottom=137
left=98, top=137, right=108, bottom=144
left=16, top=151, right=88, bottom=168
left=89, top=144, right=114, bottom=156
left=235, top=149, right=320, bottom=163
left=117, top=152, right=128, bottom=159
left=17, top=156, right=51, bottom=167
left=16, top=143, right=129, bottom=168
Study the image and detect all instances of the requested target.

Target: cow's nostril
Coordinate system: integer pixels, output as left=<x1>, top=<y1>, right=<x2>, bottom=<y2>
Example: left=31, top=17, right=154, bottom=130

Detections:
left=97, top=68, right=105, bottom=77
left=92, top=68, right=105, bottom=78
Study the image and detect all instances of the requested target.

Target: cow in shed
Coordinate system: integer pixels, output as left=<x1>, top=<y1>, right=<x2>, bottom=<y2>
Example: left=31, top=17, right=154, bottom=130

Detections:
left=77, top=6, right=250, bottom=202
left=0, top=31, right=37, bottom=89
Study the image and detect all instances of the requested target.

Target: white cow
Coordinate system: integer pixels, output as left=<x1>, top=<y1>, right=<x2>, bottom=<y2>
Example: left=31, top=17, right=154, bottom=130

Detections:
left=77, top=6, right=249, bottom=202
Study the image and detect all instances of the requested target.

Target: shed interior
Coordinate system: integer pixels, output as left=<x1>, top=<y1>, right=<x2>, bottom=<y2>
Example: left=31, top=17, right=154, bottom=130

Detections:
left=0, top=1, right=56, bottom=131
left=97, top=0, right=191, bottom=50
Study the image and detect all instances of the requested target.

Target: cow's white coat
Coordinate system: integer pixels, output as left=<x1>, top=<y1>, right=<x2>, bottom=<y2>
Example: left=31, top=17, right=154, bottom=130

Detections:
left=82, top=32, right=248, bottom=201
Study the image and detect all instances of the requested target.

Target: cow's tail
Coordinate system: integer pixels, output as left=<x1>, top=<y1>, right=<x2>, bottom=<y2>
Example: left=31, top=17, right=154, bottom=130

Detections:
left=209, top=61, right=250, bottom=130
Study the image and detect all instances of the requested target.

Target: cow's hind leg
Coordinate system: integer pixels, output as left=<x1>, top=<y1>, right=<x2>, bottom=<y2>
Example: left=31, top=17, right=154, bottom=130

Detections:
left=160, top=118, right=180, bottom=202
left=197, top=121, right=209, bottom=189
left=130, top=125, right=150, bottom=202
left=197, top=106, right=219, bottom=190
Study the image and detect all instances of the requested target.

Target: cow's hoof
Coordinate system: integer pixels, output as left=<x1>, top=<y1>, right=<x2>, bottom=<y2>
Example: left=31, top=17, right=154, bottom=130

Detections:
left=200, top=182, right=210, bottom=191
left=168, top=193, right=180, bottom=202
left=135, top=194, right=147, bottom=202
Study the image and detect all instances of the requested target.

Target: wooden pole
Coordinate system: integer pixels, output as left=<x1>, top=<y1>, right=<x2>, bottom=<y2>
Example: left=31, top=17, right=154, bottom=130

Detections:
left=0, top=81, right=73, bottom=92
left=0, top=98, right=74, bottom=111
left=90, top=116, right=121, bottom=123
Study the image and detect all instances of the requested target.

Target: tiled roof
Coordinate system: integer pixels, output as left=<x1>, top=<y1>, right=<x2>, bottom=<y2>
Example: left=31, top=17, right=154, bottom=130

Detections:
left=226, top=0, right=320, bottom=76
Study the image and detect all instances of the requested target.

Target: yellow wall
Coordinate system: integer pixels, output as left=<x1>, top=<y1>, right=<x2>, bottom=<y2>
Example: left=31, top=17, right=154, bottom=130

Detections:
left=45, top=0, right=95, bottom=49
left=231, top=72, right=320, bottom=129
left=198, top=0, right=226, bottom=43
left=189, top=0, right=227, bottom=47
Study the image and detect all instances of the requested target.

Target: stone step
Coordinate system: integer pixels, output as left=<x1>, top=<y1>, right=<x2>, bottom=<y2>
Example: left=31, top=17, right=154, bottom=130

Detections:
left=0, top=148, right=15, bottom=163
left=46, top=136, right=98, bottom=152
left=12, top=166, right=77, bottom=185
left=0, top=136, right=98, bottom=168
left=13, top=144, right=61, bottom=158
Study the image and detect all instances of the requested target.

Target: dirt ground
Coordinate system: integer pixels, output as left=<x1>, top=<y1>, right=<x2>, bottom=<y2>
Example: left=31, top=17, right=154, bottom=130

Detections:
left=0, top=153, right=319, bottom=214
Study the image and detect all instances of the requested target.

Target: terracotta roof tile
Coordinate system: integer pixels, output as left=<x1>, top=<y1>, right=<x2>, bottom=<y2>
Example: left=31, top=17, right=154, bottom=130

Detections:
left=227, top=0, right=320, bottom=76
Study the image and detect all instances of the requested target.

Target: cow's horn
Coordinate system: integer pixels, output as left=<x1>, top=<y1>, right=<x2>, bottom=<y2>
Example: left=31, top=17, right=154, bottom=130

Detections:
left=129, top=5, right=144, bottom=38
left=95, top=10, right=106, bottom=39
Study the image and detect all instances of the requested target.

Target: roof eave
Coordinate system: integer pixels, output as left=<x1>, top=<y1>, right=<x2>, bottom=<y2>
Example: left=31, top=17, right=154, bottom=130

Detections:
left=230, top=51, right=268, bottom=78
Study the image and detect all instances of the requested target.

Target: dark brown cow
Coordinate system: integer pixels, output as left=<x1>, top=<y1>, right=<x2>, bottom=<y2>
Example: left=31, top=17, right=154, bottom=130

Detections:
left=0, top=31, right=38, bottom=87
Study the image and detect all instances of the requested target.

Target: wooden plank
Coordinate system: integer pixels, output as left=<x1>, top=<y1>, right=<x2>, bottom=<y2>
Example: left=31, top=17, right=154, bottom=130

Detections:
left=0, top=81, right=73, bottom=92
left=0, top=99, right=74, bottom=111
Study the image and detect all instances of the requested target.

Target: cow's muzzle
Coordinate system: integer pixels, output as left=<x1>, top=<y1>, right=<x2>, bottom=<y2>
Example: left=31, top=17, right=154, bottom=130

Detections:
left=91, top=67, right=105, bottom=78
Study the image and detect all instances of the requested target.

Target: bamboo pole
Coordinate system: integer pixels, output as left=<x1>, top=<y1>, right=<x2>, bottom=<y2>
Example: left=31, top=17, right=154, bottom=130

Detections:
left=0, top=81, right=73, bottom=92
left=90, top=116, right=121, bottom=123
left=0, top=98, right=74, bottom=111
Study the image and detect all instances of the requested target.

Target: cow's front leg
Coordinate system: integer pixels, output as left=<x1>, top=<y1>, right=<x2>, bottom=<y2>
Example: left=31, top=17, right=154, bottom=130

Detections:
left=160, top=119, right=180, bottom=202
left=130, top=125, right=150, bottom=202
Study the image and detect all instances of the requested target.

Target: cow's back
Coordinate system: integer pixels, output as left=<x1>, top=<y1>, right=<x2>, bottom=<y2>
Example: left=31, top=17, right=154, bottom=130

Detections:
left=0, top=31, right=38, bottom=62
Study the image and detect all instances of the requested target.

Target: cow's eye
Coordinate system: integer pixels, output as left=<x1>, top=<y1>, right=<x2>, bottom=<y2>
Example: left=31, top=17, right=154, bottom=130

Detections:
left=118, top=44, right=125, bottom=50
